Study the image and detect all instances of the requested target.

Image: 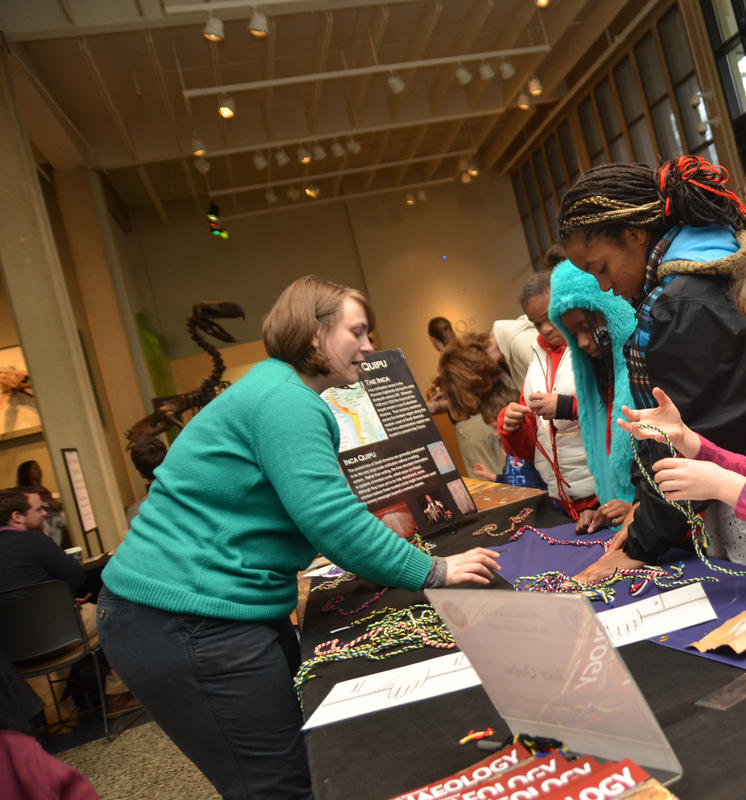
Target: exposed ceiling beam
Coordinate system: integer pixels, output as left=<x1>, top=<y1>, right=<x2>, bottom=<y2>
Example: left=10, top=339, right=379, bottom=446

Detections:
left=306, top=11, right=333, bottom=132
left=388, top=0, right=442, bottom=119
left=349, top=5, right=388, bottom=111
left=393, top=125, right=428, bottom=184
left=428, top=0, right=494, bottom=113
left=422, top=118, right=463, bottom=179
left=210, top=147, right=476, bottom=196
left=221, top=175, right=457, bottom=221
left=262, top=18, right=277, bottom=137
left=363, top=131, right=390, bottom=190
left=78, top=37, right=169, bottom=225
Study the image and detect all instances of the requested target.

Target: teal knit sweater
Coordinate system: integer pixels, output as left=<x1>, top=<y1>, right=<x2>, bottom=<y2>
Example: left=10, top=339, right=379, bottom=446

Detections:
left=103, top=358, right=433, bottom=620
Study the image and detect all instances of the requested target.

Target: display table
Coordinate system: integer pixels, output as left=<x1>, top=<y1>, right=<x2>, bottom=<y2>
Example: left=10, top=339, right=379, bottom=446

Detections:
left=300, top=496, right=746, bottom=800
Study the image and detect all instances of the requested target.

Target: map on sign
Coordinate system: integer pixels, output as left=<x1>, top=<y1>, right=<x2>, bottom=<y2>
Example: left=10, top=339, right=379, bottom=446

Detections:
left=323, top=384, right=388, bottom=452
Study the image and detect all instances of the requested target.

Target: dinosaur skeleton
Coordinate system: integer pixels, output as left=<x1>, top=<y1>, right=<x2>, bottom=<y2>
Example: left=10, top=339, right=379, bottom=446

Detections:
left=125, top=301, right=245, bottom=445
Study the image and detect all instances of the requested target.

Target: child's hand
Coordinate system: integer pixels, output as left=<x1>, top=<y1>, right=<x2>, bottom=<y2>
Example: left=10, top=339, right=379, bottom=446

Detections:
left=616, top=387, right=699, bottom=457
left=527, top=392, right=558, bottom=419
left=502, top=402, right=531, bottom=432
left=473, top=463, right=497, bottom=482
left=653, top=458, right=746, bottom=506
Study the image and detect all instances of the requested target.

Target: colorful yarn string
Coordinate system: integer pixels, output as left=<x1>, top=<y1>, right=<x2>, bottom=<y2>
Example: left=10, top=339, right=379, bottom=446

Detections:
left=322, top=587, right=390, bottom=617
left=473, top=507, right=534, bottom=538
left=534, top=421, right=578, bottom=520
left=294, top=604, right=456, bottom=703
left=630, top=424, right=746, bottom=578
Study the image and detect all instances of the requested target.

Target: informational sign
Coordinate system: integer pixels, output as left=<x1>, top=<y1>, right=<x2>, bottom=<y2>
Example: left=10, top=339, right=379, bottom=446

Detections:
left=303, top=651, right=480, bottom=730
left=61, top=448, right=102, bottom=556
left=322, top=349, right=476, bottom=538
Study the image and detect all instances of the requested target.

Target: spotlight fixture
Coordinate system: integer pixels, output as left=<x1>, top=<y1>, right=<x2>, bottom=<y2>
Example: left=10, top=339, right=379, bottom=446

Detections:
left=405, top=192, right=416, bottom=206
left=275, top=148, right=289, bottom=166
left=252, top=151, right=269, bottom=170
left=312, top=144, right=327, bottom=161
left=265, top=189, right=278, bottom=205
left=297, top=146, right=312, bottom=164
left=194, top=156, right=211, bottom=174
left=248, top=10, right=269, bottom=38
left=517, top=92, right=530, bottom=110
left=287, top=186, right=301, bottom=201
left=346, top=138, right=361, bottom=154
left=536, top=0, right=550, bottom=7
left=330, top=141, right=346, bottom=158
left=191, top=137, right=206, bottom=157
left=218, top=95, right=235, bottom=118
left=206, top=203, right=229, bottom=239
left=478, top=62, right=496, bottom=81
left=696, top=117, right=720, bottom=135
left=460, top=172, right=472, bottom=184
left=528, top=76, right=543, bottom=96
left=417, top=190, right=427, bottom=202
left=305, top=184, right=321, bottom=199
left=203, top=16, right=224, bottom=42
left=467, top=162, right=479, bottom=177
left=458, top=158, right=470, bottom=172
left=498, top=61, right=516, bottom=80
left=455, top=66, right=472, bottom=86
left=387, top=73, right=405, bottom=94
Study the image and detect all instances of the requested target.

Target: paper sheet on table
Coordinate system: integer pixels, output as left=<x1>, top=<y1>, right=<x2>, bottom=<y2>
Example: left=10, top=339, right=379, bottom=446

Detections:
left=303, top=651, right=479, bottom=730
left=596, top=583, right=716, bottom=647
left=304, top=563, right=344, bottom=578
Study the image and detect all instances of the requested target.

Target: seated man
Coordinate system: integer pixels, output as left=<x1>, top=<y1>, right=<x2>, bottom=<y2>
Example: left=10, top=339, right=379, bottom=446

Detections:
left=0, top=488, right=140, bottom=721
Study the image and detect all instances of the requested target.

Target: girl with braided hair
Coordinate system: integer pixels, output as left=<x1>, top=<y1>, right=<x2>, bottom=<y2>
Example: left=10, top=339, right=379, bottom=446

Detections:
left=558, top=155, right=746, bottom=581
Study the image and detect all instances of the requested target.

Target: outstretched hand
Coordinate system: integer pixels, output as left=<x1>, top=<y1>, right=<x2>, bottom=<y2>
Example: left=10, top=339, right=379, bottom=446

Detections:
left=653, top=457, right=746, bottom=506
left=443, top=548, right=500, bottom=586
left=616, top=387, right=699, bottom=458
left=473, top=462, right=497, bottom=482
left=571, top=549, right=644, bottom=583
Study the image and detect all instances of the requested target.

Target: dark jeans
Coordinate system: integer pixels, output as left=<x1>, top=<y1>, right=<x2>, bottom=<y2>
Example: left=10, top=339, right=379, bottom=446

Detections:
left=96, top=586, right=312, bottom=800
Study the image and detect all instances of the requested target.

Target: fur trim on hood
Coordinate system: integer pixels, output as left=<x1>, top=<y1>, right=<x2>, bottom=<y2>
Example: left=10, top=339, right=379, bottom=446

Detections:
left=658, top=227, right=746, bottom=279
left=549, top=260, right=637, bottom=506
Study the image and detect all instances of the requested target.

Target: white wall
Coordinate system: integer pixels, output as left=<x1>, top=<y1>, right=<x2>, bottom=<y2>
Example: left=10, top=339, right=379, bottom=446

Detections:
left=127, top=173, right=533, bottom=393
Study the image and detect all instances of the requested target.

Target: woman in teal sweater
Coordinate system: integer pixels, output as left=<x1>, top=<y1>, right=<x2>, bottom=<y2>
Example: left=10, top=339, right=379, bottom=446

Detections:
left=97, top=275, right=498, bottom=800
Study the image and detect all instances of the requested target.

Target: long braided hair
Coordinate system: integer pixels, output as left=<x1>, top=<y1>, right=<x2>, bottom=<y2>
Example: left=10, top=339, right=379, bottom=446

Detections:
left=558, top=156, right=746, bottom=242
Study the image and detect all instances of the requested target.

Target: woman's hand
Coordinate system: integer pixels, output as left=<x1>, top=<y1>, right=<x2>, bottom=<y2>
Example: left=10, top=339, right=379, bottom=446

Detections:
left=527, top=392, right=558, bottom=420
left=443, top=548, right=500, bottom=586
left=576, top=500, right=632, bottom=535
left=653, top=458, right=746, bottom=506
left=473, top=463, right=497, bottom=482
left=616, top=387, right=699, bottom=458
left=502, top=402, right=531, bottom=433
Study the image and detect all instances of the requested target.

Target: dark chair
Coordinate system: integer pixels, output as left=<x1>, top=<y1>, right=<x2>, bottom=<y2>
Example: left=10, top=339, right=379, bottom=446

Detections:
left=0, top=580, right=108, bottom=737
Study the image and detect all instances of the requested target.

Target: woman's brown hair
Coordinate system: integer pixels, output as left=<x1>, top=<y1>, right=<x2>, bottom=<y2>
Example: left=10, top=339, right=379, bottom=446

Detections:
left=437, top=333, right=504, bottom=419
left=262, top=275, right=374, bottom=376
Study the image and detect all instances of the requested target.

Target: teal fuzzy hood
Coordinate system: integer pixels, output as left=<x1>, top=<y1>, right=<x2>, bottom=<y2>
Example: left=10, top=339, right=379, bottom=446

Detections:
left=548, top=260, right=637, bottom=507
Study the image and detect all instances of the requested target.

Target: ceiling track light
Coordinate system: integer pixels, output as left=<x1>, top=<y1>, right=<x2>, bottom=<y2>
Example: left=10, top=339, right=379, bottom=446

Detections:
left=498, top=61, right=516, bottom=80
left=405, top=192, right=416, bottom=206
left=194, top=156, right=211, bottom=174
left=330, top=141, right=346, bottom=158
left=297, top=145, right=312, bottom=164
left=305, top=184, right=321, bottom=199
left=346, top=138, right=361, bottom=155
left=275, top=148, right=289, bottom=166
left=467, top=164, right=479, bottom=177
left=387, top=72, right=405, bottom=94
left=455, top=65, right=472, bottom=86
left=518, top=91, right=531, bottom=110
left=417, top=190, right=427, bottom=202
left=460, top=172, right=473, bottom=184
left=265, top=189, right=278, bottom=204
left=203, top=15, right=224, bottom=42
left=191, top=136, right=206, bottom=157
left=696, top=117, right=720, bottom=135
left=248, top=10, right=269, bottom=38
left=218, top=95, right=235, bottom=118
left=287, top=186, right=301, bottom=201
left=478, top=61, right=496, bottom=81
left=312, top=143, right=327, bottom=161
left=252, top=151, right=269, bottom=170
left=528, top=75, right=543, bottom=96
left=536, top=0, right=551, bottom=7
